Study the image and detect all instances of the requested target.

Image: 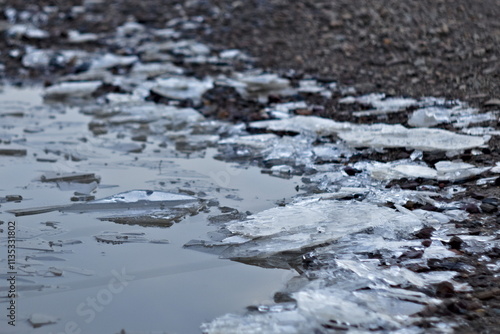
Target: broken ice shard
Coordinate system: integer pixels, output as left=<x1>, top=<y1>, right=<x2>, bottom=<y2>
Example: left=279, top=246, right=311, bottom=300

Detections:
left=151, top=77, right=213, bottom=103
left=44, top=81, right=102, bottom=99
left=7, top=190, right=201, bottom=216
left=131, top=62, right=184, bottom=78
left=249, top=115, right=488, bottom=151
left=89, top=53, right=138, bottom=70
left=67, top=30, right=99, bottom=43
left=408, top=107, right=453, bottom=127
left=202, top=258, right=442, bottom=333
left=340, top=93, right=417, bottom=115
left=8, top=24, right=49, bottom=39
left=189, top=197, right=424, bottom=266
left=40, top=172, right=100, bottom=183
left=370, top=161, right=490, bottom=182
left=343, top=124, right=488, bottom=151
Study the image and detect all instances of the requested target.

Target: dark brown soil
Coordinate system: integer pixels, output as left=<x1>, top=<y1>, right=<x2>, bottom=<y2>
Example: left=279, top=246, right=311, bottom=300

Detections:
left=1, top=0, right=499, bottom=105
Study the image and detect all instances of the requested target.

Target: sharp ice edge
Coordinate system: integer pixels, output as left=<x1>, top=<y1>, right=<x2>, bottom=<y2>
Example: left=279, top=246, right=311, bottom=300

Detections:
left=44, top=81, right=102, bottom=99
left=200, top=197, right=461, bottom=333
left=91, top=190, right=197, bottom=204
left=248, top=116, right=488, bottom=151
left=368, top=160, right=491, bottom=181
left=202, top=259, right=446, bottom=333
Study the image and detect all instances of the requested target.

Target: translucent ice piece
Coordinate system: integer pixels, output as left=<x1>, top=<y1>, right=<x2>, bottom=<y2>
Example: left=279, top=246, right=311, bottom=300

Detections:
left=217, top=198, right=423, bottom=260
left=434, top=161, right=491, bottom=181
left=44, top=81, right=102, bottom=99
left=238, top=73, right=290, bottom=93
left=251, top=115, right=488, bottom=151
left=338, top=124, right=488, bottom=151
left=8, top=190, right=200, bottom=216
left=89, top=53, right=138, bottom=70
left=218, top=134, right=279, bottom=159
left=342, top=93, right=417, bottom=116
left=21, top=49, right=51, bottom=68
left=67, top=30, right=99, bottom=43
left=370, top=160, right=490, bottom=182
left=201, top=311, right=308, bottom=334
left=131, top=62, right=184, bottom=78
left=408, top=107, right=452, bottom=127
left=151, top=77, right=213, bottom=102
left=8, top=24, right=49, bottom=39
left=371, top=163, right=438, bottom=181
left=249, top=115, right=349, bottom=136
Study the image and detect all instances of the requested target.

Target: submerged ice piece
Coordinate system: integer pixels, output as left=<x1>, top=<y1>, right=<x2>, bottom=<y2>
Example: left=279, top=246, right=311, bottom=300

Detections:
left=7, top=190, right=200, bottom=217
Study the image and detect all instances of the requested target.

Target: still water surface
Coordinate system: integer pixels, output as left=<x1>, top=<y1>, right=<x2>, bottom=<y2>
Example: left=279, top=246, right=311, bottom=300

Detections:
left=0, top=86, right=299, bottom=333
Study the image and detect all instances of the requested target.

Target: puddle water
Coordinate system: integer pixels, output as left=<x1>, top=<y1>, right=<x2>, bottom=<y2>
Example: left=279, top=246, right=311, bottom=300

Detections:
left=0, top=86, right=299, bottom=334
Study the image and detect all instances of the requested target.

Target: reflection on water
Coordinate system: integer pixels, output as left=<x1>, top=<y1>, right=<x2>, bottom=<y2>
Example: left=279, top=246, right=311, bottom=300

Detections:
left=0, top=86, right=299, bottom=334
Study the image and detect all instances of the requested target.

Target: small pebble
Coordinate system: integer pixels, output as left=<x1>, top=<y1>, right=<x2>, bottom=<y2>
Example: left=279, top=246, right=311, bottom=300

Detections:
left=436, top=281, right=455, bottom=298
left=448, top=236, right=464, bottom=250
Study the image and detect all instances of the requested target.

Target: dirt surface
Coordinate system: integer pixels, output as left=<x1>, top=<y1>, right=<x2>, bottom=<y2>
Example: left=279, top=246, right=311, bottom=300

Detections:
left=1, top=0, right=499, bottom=104
left=1, top=1, right=500, bottom=333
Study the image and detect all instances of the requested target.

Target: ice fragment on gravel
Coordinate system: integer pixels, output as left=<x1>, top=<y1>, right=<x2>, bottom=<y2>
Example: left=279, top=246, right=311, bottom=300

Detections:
left=213, top=198, right=423, bottom=260
left=341, top=93, right=417, bottom=115
left=130, top=62, right=184, bottom=78
left=203, top=259, right=440, bottom=333
left=8, top=24, right=49, bottom=39
left=409, top=103, right=497, bottom=128
left=44, top=81, right=102, bottom=99
left=338, top=124, right=488, bottom=151
left=201, top=311, right=308, bottom=334
left=434, top=161, right=491, bottom=181
left=89, top=53, right=138, bottom=70
left=250, top=115, right=487, bottom=151
left=249, top=115, right=349, bottom=136
left=67, top=30, right=99, bottom=43
left=236, top=73, right=291, bottom=96
left=370, top=161, right=490, bottom=181
left=371, top=163, right=438, bottom=180
left=408, top=107, right=453, bottom=127
left=151, top=77, right=213, bottom=102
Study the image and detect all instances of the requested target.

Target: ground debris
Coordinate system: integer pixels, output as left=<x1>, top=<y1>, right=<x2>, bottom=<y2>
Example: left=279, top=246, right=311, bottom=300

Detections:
left=28, top=313, right=59, bottom=328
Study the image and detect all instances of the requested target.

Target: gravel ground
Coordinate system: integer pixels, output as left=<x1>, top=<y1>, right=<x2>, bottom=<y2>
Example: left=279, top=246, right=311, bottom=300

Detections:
left=1, top=0, right=499, bottom=103
left=1, top=1, right=500, bottom=333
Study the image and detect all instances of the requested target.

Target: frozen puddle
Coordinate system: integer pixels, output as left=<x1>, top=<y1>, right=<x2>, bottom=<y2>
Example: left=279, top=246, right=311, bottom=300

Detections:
left=1, top=14, right=498, bottom=333
left=0, top=80, right=495, bottom=333
left=0, top=86, right=300, bottom=334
